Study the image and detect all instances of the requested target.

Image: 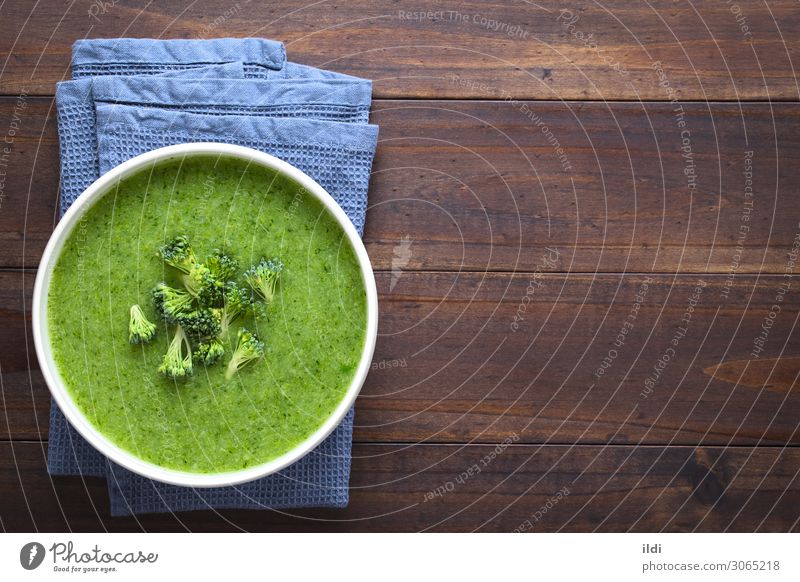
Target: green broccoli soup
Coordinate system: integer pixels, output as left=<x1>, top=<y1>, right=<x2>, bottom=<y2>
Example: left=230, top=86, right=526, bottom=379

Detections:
left=47, top=155, right=367, bottom=473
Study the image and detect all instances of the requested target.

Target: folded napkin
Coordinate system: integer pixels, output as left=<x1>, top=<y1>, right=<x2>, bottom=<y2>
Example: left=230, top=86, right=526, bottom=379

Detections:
left=49, top=38, right=378, bottom=516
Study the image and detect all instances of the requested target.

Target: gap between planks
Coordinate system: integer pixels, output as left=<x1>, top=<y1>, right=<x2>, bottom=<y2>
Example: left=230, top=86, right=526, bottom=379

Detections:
left=2, top=268, right=799, bottom=277
left=1, top=438, right=799, bottom=448
left=0, top=94, right=797, bottom=105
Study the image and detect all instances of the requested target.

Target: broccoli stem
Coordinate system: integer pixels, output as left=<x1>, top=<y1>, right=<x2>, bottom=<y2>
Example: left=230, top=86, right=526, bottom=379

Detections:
left=158, top=325, right=193, bottom=379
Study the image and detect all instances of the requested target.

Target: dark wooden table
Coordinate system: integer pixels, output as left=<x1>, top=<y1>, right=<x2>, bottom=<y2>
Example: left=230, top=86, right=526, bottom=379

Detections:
left=2, top=1, right=799, bottom=532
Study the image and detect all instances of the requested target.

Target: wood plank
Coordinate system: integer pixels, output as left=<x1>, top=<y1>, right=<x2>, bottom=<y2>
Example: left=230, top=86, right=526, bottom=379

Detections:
left=0, top=97, right=59, bottom=268
left=1, top=441, right=797, bottom=532
left=4, top=271, right=800, bottom=445
left=0, top=1, right=798, bottom=100
left=3, top=98, right=800, bottom=273
left=368, top=100, right=800, bottom=273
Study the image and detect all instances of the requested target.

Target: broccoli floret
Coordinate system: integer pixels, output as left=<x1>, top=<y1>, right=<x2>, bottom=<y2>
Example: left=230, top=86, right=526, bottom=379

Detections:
left=158, top=325, right=193, bottom=379
left=178, top=308, right=222, bottom=340
left=128, top=304, right=156, bottom=344
left=152, top=282, right=195, bottom=323
left=205, top=249, right=239, bottom=282
left=158, top=235, right=198, bottom=274
left=182, top=263, right=223, bottom=306
left=225, top=328, right=265, bottom=380
left=244, top=258, right=284, bottom=304
left=193, top=337, right=225, bottom=366
left=217, top=282, right=254, bottom=337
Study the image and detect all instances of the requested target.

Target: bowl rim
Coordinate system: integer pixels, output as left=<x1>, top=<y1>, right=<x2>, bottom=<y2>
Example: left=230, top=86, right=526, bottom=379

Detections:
left=32, top=142, right=378, bottom=488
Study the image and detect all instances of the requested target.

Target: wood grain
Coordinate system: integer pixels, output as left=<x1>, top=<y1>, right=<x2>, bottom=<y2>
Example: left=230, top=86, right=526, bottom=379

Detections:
left=705, top=357, right=800, bottom=393
left=2, top=98, right=800, bottom=273
left=4, top=270, right=799, bottom=445
left=0, top=1, right=798, bottom=100
left=1, top=441, right=797, bottom=532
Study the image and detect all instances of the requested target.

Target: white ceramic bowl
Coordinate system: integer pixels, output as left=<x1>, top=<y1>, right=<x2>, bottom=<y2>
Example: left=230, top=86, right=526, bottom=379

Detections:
left=32, top=143, right=378, bottom=487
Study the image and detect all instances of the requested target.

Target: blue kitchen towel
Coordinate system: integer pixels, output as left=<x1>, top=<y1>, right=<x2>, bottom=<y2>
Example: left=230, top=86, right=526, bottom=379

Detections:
left=49, top=38, right=378, bottom=516
left=70, top=38, right=287, bottom=78
left=91, top=76, right=373, bottom=123
left=71, top=37, right=360, bottom=81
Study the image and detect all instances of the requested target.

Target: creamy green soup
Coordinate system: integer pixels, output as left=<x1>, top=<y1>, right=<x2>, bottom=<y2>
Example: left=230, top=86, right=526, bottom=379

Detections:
left=48, top=155, right=366, bottom=473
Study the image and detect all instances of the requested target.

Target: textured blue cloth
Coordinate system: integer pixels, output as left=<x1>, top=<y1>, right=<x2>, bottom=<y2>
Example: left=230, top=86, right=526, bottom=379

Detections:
left=71, top=38, right=286, bottom=77
left=49, top=38, right=377, bottom=516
